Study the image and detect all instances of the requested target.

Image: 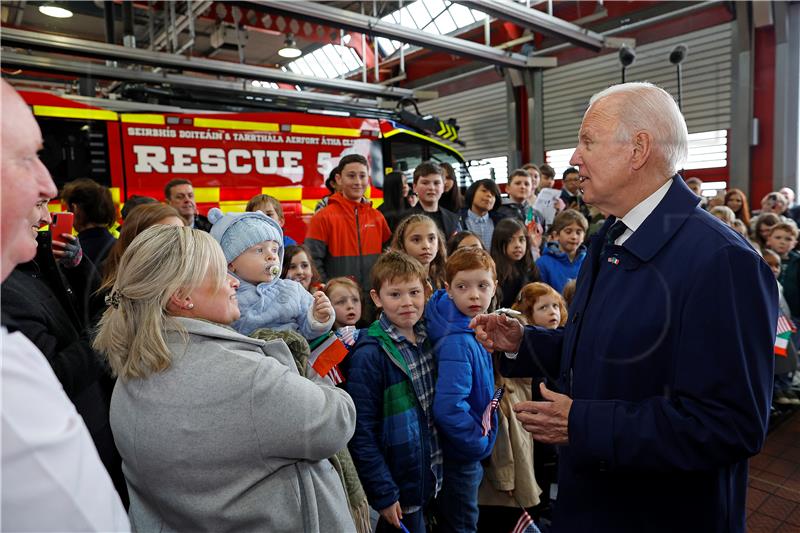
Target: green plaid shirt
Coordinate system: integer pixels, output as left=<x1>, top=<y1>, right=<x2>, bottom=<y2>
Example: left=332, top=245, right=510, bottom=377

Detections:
left=379, top=313, right=443, bottom=500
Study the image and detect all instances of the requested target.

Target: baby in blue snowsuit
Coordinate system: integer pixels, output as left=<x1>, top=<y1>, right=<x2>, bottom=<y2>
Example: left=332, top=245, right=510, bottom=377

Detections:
left=208, top=208, right=334, bottom=338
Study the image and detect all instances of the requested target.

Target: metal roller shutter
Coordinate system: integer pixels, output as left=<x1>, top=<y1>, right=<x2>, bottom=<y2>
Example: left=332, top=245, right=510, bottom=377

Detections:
left=543, top=22, right=734, bottom=152
left=416, top=81, right=508, bottom=162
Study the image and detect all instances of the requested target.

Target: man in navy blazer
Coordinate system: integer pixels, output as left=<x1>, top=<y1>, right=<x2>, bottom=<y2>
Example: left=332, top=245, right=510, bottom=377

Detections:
left=472, top=82, right=776, bottom=532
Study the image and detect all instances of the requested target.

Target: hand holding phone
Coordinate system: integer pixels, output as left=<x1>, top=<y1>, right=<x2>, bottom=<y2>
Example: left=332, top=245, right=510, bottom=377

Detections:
left=50, top=212, right=74, bottom=244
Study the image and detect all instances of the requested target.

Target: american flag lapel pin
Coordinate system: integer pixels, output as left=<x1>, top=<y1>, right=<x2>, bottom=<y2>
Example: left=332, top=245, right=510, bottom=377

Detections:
left=608, top=256, right=620, bottom=265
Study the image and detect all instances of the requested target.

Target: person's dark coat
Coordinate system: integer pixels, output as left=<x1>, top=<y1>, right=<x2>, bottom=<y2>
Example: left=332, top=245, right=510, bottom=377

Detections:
left=501, top=177, right=776, bottom=532
left=0, top=233, right=128, bottom=506
left=193, top=213, right=212, bottom=232
left=410, top=204, right=462, bottom=240
left=346, top=322, right=440, bottom=511
left=77, top=226, right=116, bottom=266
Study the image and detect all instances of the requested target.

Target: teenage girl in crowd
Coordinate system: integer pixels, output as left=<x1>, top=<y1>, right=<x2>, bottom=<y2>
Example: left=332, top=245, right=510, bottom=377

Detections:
left=378, top=172, right=413, bottom=228
left=725, top=188, right=751, bottom=227
left=446, top=231, right=484, bottom=256
left=282, top=244, right=323, bottom=292
left=476, top=282, right=569, bottom=531
left=536, top=210, right=588, bottom=294
left=491, top=218, right=540, bottom=309
left=439, top=162, right=464, bottom=213
left=391, top=214, right=447, bottom=290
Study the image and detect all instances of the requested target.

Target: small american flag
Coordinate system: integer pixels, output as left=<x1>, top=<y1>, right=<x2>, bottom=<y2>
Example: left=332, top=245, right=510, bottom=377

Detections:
left=481, top=387, right=504, bottom=437
left=777, top=313, right=796, bottom=335
left=510, top=509, right=541, bottom=533
left=336, top=326, right=358, bottom=347
left=326, top=365, right=344, bottom=385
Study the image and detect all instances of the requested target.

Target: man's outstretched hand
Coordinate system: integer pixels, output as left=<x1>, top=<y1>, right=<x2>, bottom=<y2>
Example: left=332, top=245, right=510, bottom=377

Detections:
left=469, top=313, right=524, bottom=353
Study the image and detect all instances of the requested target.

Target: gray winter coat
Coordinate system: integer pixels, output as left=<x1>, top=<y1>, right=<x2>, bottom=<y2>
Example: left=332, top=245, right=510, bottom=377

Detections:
left=111, top=317, right=356, bottom=533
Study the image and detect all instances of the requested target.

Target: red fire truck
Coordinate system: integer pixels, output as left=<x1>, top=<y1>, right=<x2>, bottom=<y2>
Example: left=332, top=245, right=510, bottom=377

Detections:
left=22, top=90, right=468, bottom=241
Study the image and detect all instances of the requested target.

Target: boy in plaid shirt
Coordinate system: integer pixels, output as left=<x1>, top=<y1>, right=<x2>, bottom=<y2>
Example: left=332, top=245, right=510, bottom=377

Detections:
left=346, top=251, right=442, bottom=533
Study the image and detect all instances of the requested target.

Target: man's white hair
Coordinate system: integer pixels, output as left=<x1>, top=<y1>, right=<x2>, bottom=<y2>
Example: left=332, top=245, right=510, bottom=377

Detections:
left=589, top=82, right=689, bottom=176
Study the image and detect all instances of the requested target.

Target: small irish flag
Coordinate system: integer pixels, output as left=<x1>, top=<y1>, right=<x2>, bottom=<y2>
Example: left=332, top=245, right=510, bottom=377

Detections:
left=309, top=332, right=349, bottom=378
left=775, top=313, right=796, bottom=357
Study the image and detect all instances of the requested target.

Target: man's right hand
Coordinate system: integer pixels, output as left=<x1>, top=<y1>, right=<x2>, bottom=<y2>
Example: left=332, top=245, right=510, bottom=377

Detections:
left=379, top=501, right=403, bottom=529
left=469, top=313, right=524, bottom=352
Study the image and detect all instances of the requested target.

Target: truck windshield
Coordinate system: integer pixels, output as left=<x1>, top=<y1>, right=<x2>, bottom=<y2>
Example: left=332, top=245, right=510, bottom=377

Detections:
left=386, top=132, right=469, bottom=184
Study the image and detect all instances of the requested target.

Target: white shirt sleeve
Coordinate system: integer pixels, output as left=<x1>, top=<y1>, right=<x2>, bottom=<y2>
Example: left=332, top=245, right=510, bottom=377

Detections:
left=1, top=327, right=130, bottom=532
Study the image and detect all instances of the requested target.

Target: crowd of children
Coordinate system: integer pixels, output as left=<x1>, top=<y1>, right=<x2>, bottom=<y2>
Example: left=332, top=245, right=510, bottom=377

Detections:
left=151, top=157, right=794, bottom=533
left=196, top=156, right=599, bottom=533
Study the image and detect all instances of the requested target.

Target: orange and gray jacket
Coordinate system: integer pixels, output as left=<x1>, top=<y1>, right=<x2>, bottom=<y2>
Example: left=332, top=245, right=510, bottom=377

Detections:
left=305, top=193, right=391, bottom=290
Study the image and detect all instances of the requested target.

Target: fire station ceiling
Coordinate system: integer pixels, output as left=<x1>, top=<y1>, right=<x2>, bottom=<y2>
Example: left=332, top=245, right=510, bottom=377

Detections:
left=0, top=0, right=722, bottom=111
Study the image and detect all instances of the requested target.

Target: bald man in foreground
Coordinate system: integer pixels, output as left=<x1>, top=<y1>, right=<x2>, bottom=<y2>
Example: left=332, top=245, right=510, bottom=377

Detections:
left=472, top=83, right=776, bottom=532
left=1, top=80, right=129, bottom=531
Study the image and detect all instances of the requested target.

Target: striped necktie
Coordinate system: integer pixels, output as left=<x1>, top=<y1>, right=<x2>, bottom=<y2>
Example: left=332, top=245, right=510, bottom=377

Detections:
left=602, top=220, right=628, bottom=256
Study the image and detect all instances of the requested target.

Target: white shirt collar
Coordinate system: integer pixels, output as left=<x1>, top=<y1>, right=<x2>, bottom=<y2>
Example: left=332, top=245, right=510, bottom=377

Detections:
left=616, top=178, right=673, bottom=245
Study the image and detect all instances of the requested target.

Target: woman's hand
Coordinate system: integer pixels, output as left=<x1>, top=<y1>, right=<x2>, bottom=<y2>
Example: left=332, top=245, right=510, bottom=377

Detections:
left=379, top=501, right=403, bottom=529
left=51, top=234, right=83, bottom=268
left=311, top=291, right=333, bottom=323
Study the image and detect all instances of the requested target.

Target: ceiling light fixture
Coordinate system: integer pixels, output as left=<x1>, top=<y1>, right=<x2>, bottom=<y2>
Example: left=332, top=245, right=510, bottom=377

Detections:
left=278, top=34, right=302, bottom=59
left=38, top=4, right=73, bottom=18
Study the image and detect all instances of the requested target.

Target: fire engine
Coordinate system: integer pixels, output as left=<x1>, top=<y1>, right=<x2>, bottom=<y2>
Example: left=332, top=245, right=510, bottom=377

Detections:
left=21, top=90, right=468, bottom=242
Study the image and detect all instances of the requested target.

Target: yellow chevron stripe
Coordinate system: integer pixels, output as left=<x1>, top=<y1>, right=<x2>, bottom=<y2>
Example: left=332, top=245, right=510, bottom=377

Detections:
left=383, top=128, right=464, bottom=160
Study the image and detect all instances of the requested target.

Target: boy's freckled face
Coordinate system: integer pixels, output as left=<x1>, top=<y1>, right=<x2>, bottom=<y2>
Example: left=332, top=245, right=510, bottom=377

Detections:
left=229, top=239, right=281, bottom=284
left=446, top=269, right=495, bottom=318
left=370, top=277, right=425, bottom=332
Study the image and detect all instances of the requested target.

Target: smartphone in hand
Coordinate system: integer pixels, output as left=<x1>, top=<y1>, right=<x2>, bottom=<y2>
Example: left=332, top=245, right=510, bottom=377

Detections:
left=50, top=212, right=74, bottom=244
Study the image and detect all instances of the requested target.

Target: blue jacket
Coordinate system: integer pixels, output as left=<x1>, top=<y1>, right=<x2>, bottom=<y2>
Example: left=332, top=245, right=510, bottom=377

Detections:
left=536, top=242, right=587, bottom=293
left=232, top=277, right=332, bottom=338
left=346, top=322, right=440, bottom=511
left=501, top=177, right=776, bottom=532
left=427, top=289, right=497, bottom=462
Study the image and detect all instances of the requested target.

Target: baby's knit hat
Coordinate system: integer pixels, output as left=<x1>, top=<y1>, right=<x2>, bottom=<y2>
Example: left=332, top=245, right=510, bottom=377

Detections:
left=208, top=207, right=284, bottom=266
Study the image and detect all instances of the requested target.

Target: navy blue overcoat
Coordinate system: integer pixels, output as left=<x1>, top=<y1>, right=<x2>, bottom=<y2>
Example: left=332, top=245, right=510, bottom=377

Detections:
left=503, top=177, right=777, bottom=532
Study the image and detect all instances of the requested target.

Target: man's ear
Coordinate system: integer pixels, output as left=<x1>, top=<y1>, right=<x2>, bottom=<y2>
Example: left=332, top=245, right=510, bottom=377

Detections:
left=228, top=262, right=236, bottom=273
left=631, top=131, right=652, bottom=171
left=369, top=289, right=382, bottom=308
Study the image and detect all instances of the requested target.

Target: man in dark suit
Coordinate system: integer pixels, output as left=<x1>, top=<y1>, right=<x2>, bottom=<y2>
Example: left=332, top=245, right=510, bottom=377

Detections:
left=471, top=82, right=776, bottom=532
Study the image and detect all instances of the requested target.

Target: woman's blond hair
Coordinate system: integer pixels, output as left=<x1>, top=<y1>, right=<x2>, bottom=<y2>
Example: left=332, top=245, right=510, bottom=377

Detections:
left=92, top=225, right=228, bottom=380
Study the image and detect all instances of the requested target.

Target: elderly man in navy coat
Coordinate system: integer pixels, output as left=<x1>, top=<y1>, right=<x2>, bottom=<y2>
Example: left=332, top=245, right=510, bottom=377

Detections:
left=472, top=82, right=776, bottom=532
